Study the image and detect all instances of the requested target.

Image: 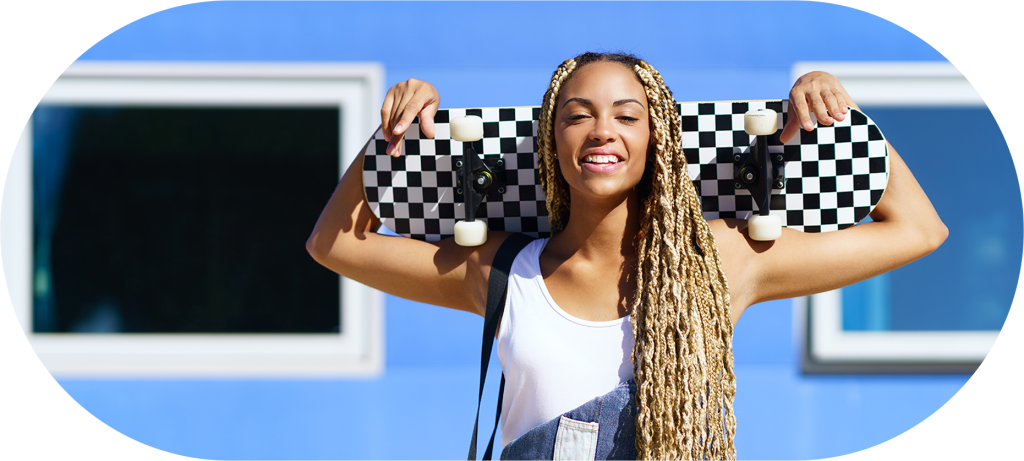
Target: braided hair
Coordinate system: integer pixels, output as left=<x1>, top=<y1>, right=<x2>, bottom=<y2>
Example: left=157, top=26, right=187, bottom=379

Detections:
left=537, top=52, right=737, bottom=460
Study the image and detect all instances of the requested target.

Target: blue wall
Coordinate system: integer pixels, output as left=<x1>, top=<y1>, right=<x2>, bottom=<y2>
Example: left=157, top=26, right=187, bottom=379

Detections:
left=54, top=2, right=971, bottom=459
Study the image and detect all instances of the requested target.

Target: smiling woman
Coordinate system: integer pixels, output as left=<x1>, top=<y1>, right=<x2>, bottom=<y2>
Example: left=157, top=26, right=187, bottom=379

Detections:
left=532, top=54, right=736, bottom=459
left=306, top=51, right=947, bottom=460
left=524, top=52, right=733, bottom=458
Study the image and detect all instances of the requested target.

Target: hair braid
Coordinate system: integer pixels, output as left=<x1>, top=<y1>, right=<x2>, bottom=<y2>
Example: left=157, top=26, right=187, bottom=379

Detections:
left=538, top=58, right=577, bottom=233
left=537, top=52, right=736, bottom=460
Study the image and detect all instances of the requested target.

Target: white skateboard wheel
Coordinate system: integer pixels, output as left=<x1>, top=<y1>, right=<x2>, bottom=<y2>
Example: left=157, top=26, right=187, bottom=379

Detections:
left=454, top=220, right=488, bottom=247
left=748, top=214, right=782, bottom=241
left=451, top=116, right=484, bottom=142
left=744, top=109, right=778, bottom=136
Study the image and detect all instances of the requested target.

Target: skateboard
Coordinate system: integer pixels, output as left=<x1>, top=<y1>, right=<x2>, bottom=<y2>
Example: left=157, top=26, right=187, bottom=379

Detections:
left=362, top=101, right=889, bottom=244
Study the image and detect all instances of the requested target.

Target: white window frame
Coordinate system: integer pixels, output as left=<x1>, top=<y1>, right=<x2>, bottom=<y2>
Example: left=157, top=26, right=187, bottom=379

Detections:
left=4, top=62, right=385, bottom=377
left=793, top=62, right=999, bottom=373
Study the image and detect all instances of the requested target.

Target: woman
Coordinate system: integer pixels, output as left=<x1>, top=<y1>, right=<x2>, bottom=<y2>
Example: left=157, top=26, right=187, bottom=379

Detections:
left=306, top=52, right=946, bottom=459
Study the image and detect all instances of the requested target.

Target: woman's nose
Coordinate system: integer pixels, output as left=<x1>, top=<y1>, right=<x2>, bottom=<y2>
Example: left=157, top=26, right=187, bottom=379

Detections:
left=590, top=116, right=615, bottom=142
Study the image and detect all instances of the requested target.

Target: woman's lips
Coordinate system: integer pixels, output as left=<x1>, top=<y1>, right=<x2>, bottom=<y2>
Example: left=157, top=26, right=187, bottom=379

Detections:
left=581, top=160, right=625, bottom=174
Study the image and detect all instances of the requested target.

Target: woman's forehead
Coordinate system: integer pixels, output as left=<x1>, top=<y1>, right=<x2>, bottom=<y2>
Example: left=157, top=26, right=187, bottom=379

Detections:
left=558, top=61, right=647, bottom=104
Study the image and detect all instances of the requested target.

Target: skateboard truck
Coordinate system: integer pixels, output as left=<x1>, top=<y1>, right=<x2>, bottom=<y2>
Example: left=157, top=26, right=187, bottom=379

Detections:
left=737, top=109, right=784, bottom=241
left=450, top=115, right=500, bottom=246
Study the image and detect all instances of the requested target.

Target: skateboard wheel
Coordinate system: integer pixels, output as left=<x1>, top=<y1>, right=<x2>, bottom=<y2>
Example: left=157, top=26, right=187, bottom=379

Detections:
left=454, top=220, right=488, bottom=247
left=748, top=214, right=782, bottom=241
left=451, top=116, right=484, bottom=142
left=744, top=109, right=778, bottom=136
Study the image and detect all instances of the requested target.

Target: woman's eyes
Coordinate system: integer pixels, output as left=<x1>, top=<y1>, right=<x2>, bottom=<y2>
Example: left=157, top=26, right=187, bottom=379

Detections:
left=566, top=113, right=641, bottom=123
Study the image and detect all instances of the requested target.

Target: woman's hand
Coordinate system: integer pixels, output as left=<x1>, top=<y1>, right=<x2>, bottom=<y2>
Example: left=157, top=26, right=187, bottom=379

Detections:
left=381, top=78, right=440, bottom=157
left=714, top=71, right=947, bottom=324
left=779, top=71, right=856, bottom=143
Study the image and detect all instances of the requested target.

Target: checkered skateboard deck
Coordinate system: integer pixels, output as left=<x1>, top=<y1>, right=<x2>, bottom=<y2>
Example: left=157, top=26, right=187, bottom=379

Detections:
left=362, top=101, right=888, bottom=241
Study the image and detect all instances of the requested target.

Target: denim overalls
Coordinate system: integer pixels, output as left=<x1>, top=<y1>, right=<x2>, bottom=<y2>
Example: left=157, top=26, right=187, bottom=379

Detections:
left=478, top=234, right=639, bottom=460
left=500, top=380, right=638, bottom=460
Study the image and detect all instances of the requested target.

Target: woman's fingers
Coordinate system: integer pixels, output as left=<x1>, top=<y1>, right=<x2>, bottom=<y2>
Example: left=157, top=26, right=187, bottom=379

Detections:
left=418, top=99, right=440, bottom=139
left=779, top=92, right=809, bottom=144
left=810, top=91, right=834, bottom=126
left=821, top=91, right=844, bottom=123
left=380, top=89, right=396, bottom=142
left=779, top=71, right=855, bottom=144
left=380, top=79, right=440, bottom=157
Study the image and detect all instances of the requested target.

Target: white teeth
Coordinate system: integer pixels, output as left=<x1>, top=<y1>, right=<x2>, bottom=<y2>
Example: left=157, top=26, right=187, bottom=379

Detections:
left=583, top=154, right=620, bottom=164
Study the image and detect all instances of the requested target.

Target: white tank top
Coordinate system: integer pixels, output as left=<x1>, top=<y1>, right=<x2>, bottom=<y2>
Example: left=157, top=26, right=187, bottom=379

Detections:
left=496, top=238, right=634, bottom=446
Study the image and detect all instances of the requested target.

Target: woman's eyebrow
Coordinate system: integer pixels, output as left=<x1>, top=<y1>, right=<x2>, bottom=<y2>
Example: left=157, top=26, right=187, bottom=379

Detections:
left=613, top=98, right=645, bottom=108
left=561, top=97, right=591, bottom=108
left=561, top=97, right=646, bottom=109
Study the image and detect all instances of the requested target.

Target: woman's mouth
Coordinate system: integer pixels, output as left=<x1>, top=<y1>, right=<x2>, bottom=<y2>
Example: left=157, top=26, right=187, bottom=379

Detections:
left=580, top=153, right=625, bottom=173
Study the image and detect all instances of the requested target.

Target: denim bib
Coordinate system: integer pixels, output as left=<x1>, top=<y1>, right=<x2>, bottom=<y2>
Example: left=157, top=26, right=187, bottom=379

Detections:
left=500, top=380, right=637, bottom=460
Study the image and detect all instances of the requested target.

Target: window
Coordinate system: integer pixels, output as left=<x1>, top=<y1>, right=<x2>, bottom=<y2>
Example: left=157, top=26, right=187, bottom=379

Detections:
left=4, top=62, right=385, bottom=376
left=794, top=62, right=1016, bottom=373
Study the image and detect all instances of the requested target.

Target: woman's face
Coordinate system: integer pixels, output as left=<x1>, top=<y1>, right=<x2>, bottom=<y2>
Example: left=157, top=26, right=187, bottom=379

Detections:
left=554, top=61, right=651, bottom=204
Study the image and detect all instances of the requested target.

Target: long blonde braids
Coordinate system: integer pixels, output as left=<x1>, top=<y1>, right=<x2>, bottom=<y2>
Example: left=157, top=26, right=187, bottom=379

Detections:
left=537, top=52, right=737, bottom=460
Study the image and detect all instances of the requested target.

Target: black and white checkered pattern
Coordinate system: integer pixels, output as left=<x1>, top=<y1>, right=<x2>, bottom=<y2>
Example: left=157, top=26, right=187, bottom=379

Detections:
left=681, top=101, right=888, bottom=232
left=363, top=107, right=549, bottom=241
left=363, top=102, right=888, bottom=240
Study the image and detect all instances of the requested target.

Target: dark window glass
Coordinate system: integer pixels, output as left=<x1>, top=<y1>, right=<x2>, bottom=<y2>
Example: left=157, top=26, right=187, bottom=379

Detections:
left=32, top=106, right=341, bottom=333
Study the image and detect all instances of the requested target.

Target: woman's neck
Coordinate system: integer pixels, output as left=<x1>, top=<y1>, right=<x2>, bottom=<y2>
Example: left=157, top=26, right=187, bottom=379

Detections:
left=547, top=190, right=642, bottom=264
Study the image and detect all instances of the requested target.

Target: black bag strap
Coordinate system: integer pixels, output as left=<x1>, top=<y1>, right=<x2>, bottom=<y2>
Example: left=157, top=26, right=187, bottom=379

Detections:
left=468, top=233, right=535, bottom=460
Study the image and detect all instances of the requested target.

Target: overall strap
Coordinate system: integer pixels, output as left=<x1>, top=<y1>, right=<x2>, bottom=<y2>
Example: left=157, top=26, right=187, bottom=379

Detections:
left=468, top=233, right=536, bottom=460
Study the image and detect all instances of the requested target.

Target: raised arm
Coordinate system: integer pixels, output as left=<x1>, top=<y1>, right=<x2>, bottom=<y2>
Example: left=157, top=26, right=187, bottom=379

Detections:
left=711, top=72, right=948, bottom=324
left=305, top=79, right=508, bottom=316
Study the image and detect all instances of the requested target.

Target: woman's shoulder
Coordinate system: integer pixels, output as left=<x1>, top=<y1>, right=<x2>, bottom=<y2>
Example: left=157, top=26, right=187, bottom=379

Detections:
left=705, top=218, right=767, bottom=317
left=467, top=231, right=534, bottom=272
